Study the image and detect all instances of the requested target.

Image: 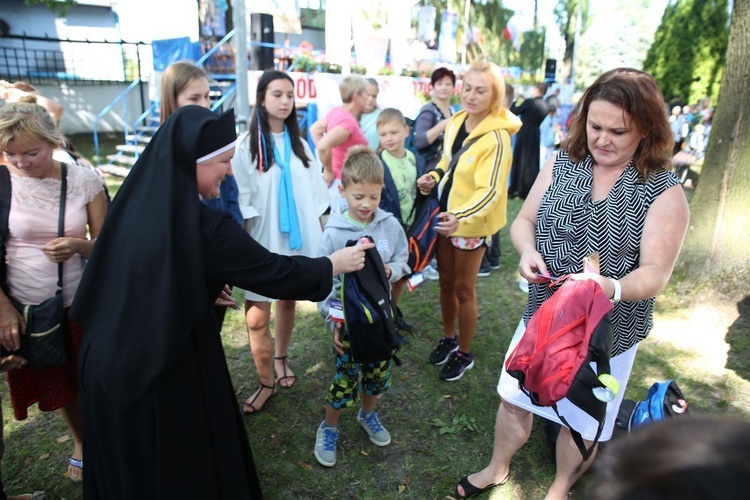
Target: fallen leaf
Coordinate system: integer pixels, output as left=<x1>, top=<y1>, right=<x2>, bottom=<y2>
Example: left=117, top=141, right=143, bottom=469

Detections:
left=297, top=461, right=313, bottom=470
left=360, top=450, right=369, bottom=456
left=57, top=434, right=71, bottom=443
left=401, top=375, right=410, bottom=381
left=24, top=457, right=32, bottom=465
left=39, top=453, right=50, bottom=460
left=398, top=484, right=406, bottom=493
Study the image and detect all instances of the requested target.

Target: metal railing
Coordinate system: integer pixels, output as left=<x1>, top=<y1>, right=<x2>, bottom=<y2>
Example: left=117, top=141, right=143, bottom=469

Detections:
left=0, top=33, right=150, bottom=85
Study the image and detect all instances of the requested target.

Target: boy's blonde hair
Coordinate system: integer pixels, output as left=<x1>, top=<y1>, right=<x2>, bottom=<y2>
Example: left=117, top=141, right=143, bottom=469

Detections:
left=464, top=59, right=506, bottom=115
left=0, top=96, right=63, bottom=151
left=376, top=108, right=407, bottom=128
left=341, top=146, right=384, bottom=186
left=339, top=76, right=369, bottom=103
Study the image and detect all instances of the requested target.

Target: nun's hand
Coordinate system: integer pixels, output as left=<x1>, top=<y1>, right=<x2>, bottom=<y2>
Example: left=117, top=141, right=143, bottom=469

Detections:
left=214, top=285, right=239, bottom=310
left=328, top=241, right=376, bottom=275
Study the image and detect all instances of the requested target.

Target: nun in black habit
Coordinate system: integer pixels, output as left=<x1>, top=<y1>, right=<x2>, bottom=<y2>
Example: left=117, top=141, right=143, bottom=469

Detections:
left=70, top=105, right=371, bottom=498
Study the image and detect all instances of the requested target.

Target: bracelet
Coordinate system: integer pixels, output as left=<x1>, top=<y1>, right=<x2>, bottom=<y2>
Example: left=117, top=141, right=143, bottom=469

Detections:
left=608, top=278, right=621, bottom=303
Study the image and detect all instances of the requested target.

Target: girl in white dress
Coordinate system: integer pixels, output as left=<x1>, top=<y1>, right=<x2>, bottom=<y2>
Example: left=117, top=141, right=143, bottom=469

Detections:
left=233, top=70, right=329, bottom=413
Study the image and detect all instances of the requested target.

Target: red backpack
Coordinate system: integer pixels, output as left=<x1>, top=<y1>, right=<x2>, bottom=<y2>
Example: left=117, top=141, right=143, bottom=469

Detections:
left=505, top=277, right=614, bottom=460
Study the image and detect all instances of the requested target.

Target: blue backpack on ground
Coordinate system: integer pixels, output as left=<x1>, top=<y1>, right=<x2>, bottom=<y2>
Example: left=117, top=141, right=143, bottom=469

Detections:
left=615, top=379, right=689, bottom=434
left=341, top=236, right=405, bottom=365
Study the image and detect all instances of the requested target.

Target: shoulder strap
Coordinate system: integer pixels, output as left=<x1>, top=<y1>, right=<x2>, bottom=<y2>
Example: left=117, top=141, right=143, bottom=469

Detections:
left=443, top=133, right=486, bottom=180
left=0, top=165, right=10, bottom=293
left=55, top=164, right=67, bottom=295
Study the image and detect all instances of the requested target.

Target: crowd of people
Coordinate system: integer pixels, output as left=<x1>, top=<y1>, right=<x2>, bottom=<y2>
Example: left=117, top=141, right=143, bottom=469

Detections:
left=0, top=60, right=708, bottom=499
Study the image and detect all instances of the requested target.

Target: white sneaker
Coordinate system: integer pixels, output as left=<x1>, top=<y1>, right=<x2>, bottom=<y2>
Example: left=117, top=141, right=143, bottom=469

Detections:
left=518, top=277, right=529, bottom=293
left=422, top=264, right=439, bottom=280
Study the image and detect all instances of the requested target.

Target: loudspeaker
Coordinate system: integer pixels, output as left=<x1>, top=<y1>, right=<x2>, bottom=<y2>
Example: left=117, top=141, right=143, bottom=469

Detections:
left=544, top=58, right=557, bottom=82
left=250, top=13, right=274, bottom=70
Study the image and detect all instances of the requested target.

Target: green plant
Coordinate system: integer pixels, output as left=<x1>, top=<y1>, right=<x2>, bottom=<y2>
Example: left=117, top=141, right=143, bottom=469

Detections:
left=350, top=64, right=366, bottom=75
left=291, top=54, right=315, bottom=72
left=431, top=414, right=480, bottom=435
left=320, top=62, right=342, bottom=74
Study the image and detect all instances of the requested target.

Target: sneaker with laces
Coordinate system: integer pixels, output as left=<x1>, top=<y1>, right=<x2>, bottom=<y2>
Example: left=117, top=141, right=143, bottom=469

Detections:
left=439, top=351, right=475, bottom=381
left=314, top=422, right=339, bottom=467
left=428, top=337, right=459, bottom=365
left=357, top=409, right=391, bottom=446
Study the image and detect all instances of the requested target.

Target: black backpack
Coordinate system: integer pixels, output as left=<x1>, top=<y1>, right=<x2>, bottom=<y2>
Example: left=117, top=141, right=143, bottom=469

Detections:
left=341, top=236, right=405, bottom=365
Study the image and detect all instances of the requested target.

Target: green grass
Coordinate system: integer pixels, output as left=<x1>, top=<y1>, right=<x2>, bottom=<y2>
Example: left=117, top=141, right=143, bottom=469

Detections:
left=3, top=185, right=748, bottom=498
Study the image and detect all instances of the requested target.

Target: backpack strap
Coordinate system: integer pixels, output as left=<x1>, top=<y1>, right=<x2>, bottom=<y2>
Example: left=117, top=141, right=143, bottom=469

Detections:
left=553, top=404, right=603, bottom=463
left=0, top=165, right=10, bottom=294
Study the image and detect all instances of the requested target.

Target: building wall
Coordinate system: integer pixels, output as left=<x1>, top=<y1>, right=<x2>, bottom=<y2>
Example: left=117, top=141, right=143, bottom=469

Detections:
left=36, top=82, right=149, bottom=135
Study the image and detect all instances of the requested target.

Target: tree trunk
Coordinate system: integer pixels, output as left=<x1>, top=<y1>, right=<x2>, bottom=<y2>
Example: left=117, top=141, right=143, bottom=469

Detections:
left=677, top=0, right=750, bottom=300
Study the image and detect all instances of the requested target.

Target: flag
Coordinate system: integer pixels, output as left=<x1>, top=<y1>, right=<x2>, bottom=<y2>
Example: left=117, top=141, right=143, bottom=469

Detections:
left=503, top=15, right=522, bottom=50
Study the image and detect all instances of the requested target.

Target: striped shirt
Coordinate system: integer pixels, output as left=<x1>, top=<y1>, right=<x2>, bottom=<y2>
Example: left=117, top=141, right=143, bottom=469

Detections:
left=523, top=151, right=681, bottom=356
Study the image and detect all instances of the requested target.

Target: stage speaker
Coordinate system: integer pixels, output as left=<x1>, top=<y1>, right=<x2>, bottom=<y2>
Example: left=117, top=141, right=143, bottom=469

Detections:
left=250, top=13, right=274, bottom=70
left=544, top=58, right=557, bottom=82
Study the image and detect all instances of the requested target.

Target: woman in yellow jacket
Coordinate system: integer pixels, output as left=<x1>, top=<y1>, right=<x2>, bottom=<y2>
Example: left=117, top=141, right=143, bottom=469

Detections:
left=417, top=60, right=521, bottom=382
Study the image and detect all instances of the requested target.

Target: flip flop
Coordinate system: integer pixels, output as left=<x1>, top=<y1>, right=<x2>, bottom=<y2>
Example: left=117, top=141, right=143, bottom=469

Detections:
left=273, top=355, right=297, bottom=389
left=455, top=472, right=509, bottom=498
left=67, top=456, right=83, bottom=482
left=240, top=383, right=277, bottom=415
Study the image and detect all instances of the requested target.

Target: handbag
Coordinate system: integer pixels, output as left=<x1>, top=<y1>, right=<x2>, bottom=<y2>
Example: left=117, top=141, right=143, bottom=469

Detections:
left=0, top=164, right=68, bottom=369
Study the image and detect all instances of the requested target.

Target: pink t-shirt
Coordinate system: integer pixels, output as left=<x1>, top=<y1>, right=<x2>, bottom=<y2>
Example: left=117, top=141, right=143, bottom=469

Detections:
left=7, top=165, right=104, bottom=307
left=326, top=107, right=367, bottom=179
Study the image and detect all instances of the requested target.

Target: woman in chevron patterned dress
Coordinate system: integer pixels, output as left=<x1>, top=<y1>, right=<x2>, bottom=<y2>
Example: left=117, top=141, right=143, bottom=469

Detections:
left=456, top=68, right=690, bottom=499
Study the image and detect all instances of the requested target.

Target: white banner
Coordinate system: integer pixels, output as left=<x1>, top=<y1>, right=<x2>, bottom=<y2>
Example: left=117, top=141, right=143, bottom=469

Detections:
left=245, top=71, right=434, bottom=119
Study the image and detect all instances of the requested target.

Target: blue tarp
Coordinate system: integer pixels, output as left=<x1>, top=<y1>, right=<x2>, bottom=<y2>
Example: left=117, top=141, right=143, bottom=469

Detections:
left=151, top=37, right=194, bottom=71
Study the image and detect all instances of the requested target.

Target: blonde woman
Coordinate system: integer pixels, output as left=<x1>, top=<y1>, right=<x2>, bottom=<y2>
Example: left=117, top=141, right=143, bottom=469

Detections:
left=417, top=60, right=521, bottom=382
left=0, top=97, right=107, bottom=482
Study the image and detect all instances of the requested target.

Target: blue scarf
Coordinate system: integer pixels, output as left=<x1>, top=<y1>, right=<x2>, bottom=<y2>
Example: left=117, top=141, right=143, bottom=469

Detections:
left=273, top=127, right=302, bottom=250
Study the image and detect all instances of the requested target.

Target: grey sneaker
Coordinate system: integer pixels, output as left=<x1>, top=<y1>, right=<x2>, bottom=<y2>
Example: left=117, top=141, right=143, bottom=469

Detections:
left=314, top=422, right=338, bottom=467
left=357, top=409, right=391, bottom=446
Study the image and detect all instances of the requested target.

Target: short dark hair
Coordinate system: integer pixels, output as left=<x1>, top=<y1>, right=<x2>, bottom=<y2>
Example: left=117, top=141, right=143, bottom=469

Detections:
left=534, top=82, right=548, bottom=95
left=431, top=67, right=456, bottom=87
left=562, top=68, right=672, bottom=179
left=589, top=416, right=750, bottom=500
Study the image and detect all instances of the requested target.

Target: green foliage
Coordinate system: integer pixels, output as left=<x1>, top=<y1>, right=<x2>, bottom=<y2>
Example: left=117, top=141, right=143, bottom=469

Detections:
left=643, top=0, right=729, bottom=104
left=24, top=0, right=74, bottom=16
left=432, top=414, right=480, bottom=435
left=516, top=28, right=546, bottom=75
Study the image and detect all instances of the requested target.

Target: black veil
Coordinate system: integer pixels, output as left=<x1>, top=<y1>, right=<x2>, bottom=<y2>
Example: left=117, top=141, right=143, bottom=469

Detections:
left=71, top=105, right=236, bottom=410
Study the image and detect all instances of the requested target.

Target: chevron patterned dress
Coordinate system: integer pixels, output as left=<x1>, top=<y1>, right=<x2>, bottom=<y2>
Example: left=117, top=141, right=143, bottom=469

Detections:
left=523, top=151, right=681, bottom=356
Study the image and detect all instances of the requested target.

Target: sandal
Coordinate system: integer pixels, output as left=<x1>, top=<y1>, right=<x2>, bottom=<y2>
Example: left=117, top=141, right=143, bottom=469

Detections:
left=67, top=456, right=83, bottom=482
left=455, top=472, right=509, bottom=498
left=273, top=355, right=297, bottom=389
left=240, top=383, right=277, bottom=415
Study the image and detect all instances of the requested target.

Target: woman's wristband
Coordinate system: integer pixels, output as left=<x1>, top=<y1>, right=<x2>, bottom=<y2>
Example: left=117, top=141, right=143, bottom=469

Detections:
left=608, top=278, right=621, bottom=303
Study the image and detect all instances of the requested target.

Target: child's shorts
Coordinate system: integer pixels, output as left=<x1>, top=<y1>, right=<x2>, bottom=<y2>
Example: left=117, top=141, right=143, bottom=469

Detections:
left=325, top=336, right=391, bottom=410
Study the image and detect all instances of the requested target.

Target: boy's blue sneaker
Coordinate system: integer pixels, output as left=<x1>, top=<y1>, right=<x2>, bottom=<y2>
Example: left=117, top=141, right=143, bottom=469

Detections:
left=314, top=422, right=339, bottom=467
left=429, top=337, right=459, bottom=365
left=439, top=351, right=475, bottom=382
left=357, top=409, right=391, bottom=446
